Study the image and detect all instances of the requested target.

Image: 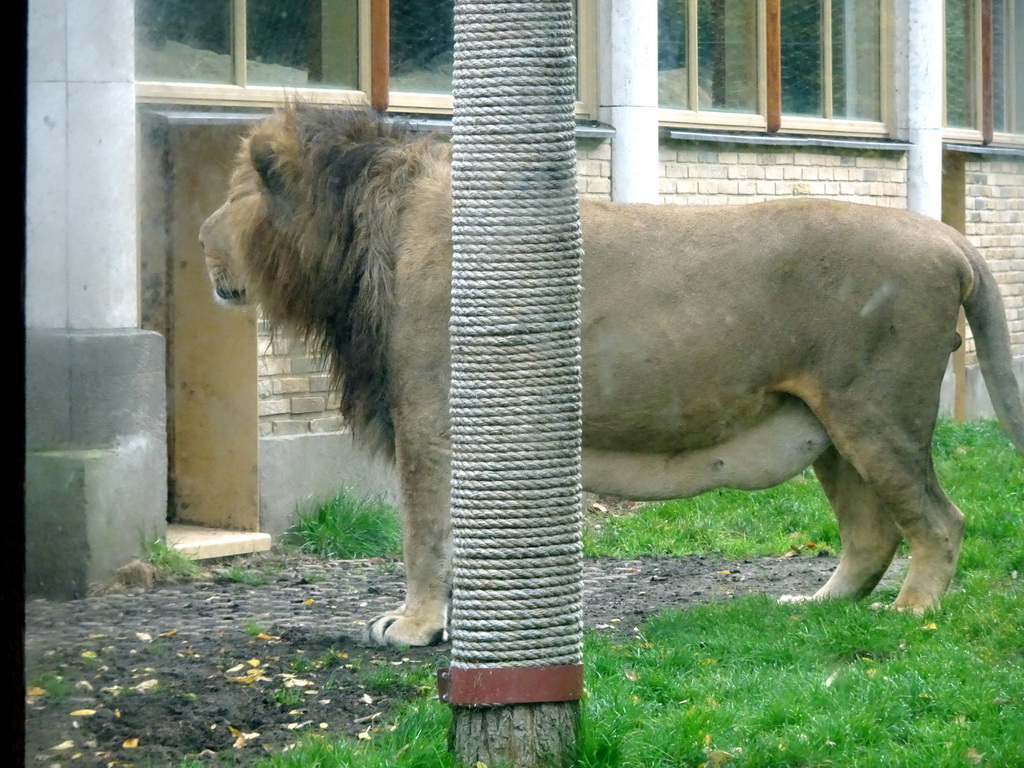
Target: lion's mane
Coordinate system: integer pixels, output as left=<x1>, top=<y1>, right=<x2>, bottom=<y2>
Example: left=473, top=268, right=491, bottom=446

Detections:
left=225, top=104, right=448, bottom=458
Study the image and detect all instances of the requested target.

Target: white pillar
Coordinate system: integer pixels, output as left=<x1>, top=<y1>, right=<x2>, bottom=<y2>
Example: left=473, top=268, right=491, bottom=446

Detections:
left=26, top=0, right=138, bottom=330
left=894, top=0, right=944, bottom=219
left=598, top=0, right=660, bottom=203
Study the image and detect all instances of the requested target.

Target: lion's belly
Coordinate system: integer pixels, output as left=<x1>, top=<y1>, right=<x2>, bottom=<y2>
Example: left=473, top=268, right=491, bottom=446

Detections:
left=581, top=397, right=831, bottom=500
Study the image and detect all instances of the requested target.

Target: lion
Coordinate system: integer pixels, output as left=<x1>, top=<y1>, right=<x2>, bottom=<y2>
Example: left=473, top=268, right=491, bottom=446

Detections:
left=201, top=104, right=1024, bottom=647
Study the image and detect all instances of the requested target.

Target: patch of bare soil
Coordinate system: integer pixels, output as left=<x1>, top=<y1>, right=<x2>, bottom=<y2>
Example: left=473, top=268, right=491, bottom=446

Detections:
left=24, top=550, right=885, bottom=766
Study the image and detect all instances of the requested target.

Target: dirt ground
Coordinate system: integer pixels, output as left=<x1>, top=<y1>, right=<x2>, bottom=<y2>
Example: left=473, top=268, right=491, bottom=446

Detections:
left=25, top=547, right=882, bottom=766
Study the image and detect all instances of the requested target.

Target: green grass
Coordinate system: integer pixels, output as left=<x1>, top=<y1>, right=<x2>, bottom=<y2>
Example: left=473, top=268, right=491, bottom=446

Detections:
left=141, top=538, right=202, bottom=580
left=251, top=420, right=1022, bottom=767
left=223, top=565, right=270, bottom=586
left=284, top=490, right=402, bottom=559
left=578, top=592, right=1024, bottom=768
left=242, top=617, right=269, bottom=636
left=29, top=672, right=76, bottom=700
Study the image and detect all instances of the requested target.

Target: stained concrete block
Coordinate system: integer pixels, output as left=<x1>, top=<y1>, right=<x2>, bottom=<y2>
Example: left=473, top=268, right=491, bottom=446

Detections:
left=26, top=329, right=166, bottom=450
left=26, top=441, right=166, bottom=598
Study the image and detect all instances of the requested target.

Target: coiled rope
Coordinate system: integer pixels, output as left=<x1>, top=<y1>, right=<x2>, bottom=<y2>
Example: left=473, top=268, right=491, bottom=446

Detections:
left=449, top=0, right=584, bottom=672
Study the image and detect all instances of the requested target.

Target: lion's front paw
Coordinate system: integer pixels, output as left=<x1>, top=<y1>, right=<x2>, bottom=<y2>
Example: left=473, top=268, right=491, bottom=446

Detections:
left=366, top=611, right=448, bottom=647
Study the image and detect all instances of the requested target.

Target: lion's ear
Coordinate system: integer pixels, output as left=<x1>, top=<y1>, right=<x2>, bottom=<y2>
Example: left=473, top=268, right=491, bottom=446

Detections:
left=250, top=135, right=289, bottom=199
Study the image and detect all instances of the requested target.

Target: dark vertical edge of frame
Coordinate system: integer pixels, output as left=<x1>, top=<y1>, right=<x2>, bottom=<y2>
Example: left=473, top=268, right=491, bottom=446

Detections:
left=371, top=0, right=390, bottom=112
left=765, top=0, right=782, bottom=133
left=980, top=0, right=994, bottom=144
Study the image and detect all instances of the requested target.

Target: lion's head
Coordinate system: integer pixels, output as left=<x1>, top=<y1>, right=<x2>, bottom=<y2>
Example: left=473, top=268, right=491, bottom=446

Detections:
left=199, top=104, right=446, bottom=457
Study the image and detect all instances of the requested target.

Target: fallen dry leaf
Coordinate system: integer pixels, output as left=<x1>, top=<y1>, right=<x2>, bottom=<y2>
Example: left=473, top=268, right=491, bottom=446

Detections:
left=122, top=737, right=139, bottom=748
left=229, top=725, right=260, bottom=748
left=134, top=679, right=160, bottom=693
left=26, top=686, right=45, bottom=697
left=51, top=740, right=75, bottom=751
left=70, top=709, right=97, bottom=717
left=965, top=747, right=984, bottom=764
left=226, top=668, right=266, bottom=684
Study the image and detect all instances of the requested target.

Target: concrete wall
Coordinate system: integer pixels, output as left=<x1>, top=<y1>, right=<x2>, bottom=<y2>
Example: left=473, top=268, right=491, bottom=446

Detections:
left=259, top=432, right=399, bottom=538
left=26, top=1, right=167, bottom=597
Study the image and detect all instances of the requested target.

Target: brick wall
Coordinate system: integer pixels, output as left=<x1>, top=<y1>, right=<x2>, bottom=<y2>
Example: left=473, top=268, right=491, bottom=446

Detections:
left=256, top=319, right=341, bottom=437
left=659, top=142, right=908, bottom=207
left=576, top=137, right=613, bottom=200
left=964, top=156, right=1024, bottom=360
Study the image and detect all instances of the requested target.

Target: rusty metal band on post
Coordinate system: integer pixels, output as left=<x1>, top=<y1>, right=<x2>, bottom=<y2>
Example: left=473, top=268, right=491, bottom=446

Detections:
left=447, top=0, right=584, bottom=707
left=438, top=665, right=584, bottom=706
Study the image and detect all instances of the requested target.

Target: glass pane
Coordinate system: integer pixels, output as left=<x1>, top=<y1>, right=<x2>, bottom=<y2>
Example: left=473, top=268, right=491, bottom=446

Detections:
left=391, top=0, right=454, bottom=94
left=831, top=0, right=881, bottom=120
left=993, top=0, right=1007, bottom=132
left=247, top=0, right=359, bottom=89
left=697, top=0, right=758, bottom=113
left=781, top=0, right=824, bottom=117
left=135, top=0, right=232, bottom=84
left=945, top=0, right=977, bottom=129
left=658, top=0, right=690, bottom=109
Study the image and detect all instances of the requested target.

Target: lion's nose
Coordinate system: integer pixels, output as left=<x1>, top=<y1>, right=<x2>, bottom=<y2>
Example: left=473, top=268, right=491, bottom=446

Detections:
left=216, top=286, right=246, bottom=302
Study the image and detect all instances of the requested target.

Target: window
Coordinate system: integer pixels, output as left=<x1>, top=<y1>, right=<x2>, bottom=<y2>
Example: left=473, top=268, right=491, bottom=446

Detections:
left=945, top=0, right=978, bottom=130
left=136, top=0, right=359, bottom=91
left=945, top=0, right=1024, bottom=143
left=658, top=0, right=886, bottom=134
left=390, top=0, right=454, bottom=94
left=136, top=0, right=593, bottom=115
left=658, top=0, right=759, bottom=114
left=782, top=0, right=882, bottom=120
left=992, top=0, right=1023, bottom=136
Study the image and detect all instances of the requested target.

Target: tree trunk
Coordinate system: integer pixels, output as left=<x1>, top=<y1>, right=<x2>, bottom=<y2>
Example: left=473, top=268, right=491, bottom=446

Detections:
left=450, top=702, right=581, bottom=768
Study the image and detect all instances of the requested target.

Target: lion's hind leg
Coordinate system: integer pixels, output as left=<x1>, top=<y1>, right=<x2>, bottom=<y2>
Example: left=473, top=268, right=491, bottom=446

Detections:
left=807, top=446, right=902, bottom=601
left=817, top=425, right=964, bottom=614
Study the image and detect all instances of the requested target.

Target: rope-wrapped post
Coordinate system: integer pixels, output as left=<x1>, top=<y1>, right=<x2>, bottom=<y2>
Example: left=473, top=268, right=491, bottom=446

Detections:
left=445, top=0, right=583, bottom=765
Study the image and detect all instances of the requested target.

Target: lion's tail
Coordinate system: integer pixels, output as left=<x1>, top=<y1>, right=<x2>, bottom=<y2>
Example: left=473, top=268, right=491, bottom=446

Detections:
left=961, top=243, right=1024, bottom=454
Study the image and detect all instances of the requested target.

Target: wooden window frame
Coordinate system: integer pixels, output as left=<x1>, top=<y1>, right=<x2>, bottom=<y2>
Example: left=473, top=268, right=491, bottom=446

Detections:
left=135, top=0, right=598, bottom=118
left=658, top=0, right=892, bottom=137
left=957, top=0, right=1024, bottom=146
